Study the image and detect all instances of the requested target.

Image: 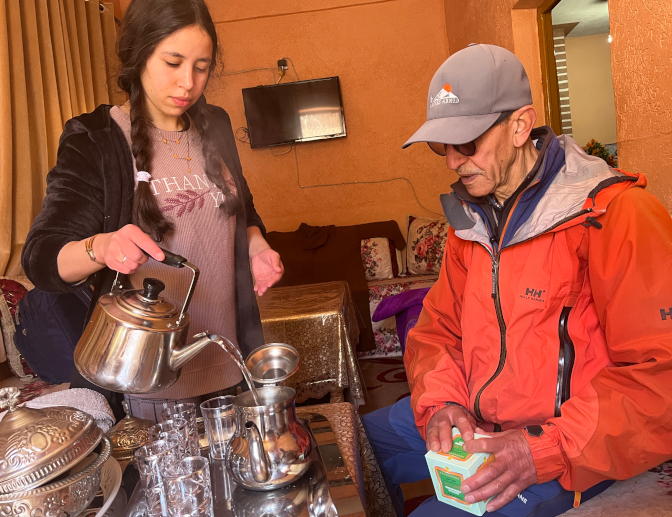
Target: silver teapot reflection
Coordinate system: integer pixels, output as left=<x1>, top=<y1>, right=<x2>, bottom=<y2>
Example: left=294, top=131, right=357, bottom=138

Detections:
left=228, top=386, right=313, bottom=491
left=231, top=461, right=336, bottom=517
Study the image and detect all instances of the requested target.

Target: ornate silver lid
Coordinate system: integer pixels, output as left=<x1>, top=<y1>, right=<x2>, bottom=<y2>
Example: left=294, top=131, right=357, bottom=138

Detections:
left=105, top=401, right=152, bottom=463
left=0, top=387, right=103, bottom=494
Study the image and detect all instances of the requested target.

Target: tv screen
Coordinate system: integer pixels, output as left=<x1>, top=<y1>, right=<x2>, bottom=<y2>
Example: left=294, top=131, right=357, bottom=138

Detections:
left=242, top=77, right=346, bottom=149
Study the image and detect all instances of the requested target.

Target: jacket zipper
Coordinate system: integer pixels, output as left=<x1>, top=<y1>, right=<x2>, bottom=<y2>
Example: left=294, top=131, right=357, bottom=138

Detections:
left=474, top=250, right=506, bottom=421
left=472, top=207, right=592, bottom=423
left=555, top=306, right=576, bottom=417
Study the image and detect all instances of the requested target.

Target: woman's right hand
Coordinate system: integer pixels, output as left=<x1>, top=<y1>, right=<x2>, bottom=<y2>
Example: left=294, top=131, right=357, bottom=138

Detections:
left=94, top=224, right=165, bottom=274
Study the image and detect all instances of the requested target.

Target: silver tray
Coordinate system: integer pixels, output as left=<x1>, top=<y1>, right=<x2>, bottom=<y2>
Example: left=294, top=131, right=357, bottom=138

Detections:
left=122, top=413, right=365, bottom=517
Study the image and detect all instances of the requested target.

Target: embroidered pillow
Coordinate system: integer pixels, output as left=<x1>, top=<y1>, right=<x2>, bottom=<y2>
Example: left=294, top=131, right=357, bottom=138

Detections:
left=406, top=216, right=449, bottom=275
left=361, top=238, right=400, bottom=281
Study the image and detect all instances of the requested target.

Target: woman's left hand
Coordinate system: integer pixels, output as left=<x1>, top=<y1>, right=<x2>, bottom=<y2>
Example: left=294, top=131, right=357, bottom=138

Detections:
left=251, top=248, right=284, bottom=296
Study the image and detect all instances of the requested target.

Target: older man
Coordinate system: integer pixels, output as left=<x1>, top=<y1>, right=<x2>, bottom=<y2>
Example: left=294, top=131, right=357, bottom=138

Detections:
left=362, top=44, right=672, bottom=517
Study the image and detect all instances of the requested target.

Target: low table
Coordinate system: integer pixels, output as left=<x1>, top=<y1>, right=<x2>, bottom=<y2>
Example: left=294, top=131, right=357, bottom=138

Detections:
left=257, top=282, right=367, bottom=408
left=297, top=403, right=396, bottom=517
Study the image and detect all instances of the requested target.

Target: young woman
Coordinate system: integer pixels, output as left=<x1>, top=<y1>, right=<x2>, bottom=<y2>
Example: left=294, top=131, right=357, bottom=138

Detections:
left=22, top=0, right=283, bottom=421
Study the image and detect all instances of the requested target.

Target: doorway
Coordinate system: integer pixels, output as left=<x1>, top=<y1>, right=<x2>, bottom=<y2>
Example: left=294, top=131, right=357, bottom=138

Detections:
left=549, top=0, right=617, bottom=161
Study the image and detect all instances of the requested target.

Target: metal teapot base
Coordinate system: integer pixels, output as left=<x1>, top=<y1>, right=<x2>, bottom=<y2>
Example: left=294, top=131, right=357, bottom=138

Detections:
left=228, top=448, right=313, bottom=492
left=228, top=387, right=314, bottom=491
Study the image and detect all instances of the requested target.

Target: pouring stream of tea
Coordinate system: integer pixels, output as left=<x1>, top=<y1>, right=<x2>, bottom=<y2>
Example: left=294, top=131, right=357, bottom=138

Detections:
left=216, top=337, right=261, bottom=405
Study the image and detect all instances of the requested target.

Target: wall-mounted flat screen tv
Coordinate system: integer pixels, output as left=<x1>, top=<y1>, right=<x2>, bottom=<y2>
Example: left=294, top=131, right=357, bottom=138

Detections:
left=242, top=77, right=346, bottom=149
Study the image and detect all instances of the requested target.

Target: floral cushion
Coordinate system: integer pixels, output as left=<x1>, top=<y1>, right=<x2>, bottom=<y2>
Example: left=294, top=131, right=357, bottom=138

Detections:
left=360, top=276, right=439, bottom=358
left=406, top=216, right=449, bottom=275
left=360, top=238, right=399, bottom=281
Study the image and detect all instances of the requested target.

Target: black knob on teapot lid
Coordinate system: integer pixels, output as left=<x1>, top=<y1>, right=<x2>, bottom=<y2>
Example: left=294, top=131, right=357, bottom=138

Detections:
left=142, top=278, right=165, bottom=300
left=117, top=278, right=179, bottom=320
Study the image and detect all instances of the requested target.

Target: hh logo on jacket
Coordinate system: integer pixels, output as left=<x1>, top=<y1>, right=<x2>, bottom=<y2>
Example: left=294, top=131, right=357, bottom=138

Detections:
left=661, top=307, right=672, bottom=320
left=520, top=287, right=546, bottom=303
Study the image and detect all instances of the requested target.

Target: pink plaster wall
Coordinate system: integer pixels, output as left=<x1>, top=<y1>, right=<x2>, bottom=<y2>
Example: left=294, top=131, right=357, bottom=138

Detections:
left=610, top=0, right=672, bottom=211
left=444, top=0, right=516, bottom=53
left=205, top=0, right=454, bottom=233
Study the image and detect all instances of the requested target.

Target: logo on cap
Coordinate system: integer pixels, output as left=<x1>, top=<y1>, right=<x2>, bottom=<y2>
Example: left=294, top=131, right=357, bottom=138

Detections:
left=430, top=84, right=460, bottom=108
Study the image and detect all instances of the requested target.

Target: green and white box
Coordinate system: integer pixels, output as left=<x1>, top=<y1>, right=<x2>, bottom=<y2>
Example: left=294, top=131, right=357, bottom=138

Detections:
left=425, top=427, right=494, bottom=516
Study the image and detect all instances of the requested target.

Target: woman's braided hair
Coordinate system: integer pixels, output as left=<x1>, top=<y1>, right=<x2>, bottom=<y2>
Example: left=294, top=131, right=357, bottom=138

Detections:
left=117, top=0, right=241, bottom=241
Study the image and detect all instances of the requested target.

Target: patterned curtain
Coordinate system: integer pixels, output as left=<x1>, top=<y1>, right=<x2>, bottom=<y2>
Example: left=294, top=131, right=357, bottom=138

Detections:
left=0, top=0, right=125, bottom=276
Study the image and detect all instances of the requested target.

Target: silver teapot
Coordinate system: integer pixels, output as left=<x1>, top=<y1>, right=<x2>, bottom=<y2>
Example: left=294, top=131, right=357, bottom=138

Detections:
left=74, top=249, right=221, bottom=394
left=228, top=386, right=313, bottom=491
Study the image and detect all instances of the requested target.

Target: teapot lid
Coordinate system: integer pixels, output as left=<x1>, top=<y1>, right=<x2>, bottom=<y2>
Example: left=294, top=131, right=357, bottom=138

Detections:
left=116, top=278, right=179, bottom=320
left=0, top=387, right=103, bottom=494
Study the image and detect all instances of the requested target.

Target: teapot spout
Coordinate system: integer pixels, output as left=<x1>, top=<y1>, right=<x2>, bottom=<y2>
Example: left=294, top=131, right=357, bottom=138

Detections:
left=169, top=333, right=216, bottom=371
left=246, top=421, right=271, bottom=483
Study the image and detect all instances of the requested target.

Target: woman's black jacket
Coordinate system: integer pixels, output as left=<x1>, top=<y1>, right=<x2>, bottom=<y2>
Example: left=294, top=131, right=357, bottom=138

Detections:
left=21, top=103, right=266, bottom=415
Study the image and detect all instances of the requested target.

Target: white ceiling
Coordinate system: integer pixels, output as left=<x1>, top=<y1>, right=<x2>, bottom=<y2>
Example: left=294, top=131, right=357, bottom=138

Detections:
left=552, top=0, right=610, bottom=38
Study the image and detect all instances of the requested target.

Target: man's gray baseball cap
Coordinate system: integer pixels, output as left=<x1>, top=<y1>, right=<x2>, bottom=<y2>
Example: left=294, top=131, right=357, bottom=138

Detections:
left=402, top=44, right=533, bottom=148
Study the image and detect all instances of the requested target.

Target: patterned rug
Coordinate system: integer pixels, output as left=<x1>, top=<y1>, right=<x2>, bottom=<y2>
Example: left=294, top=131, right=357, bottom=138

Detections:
left=358, top=357, right=410, bottom=416
left=0, top=377, right=67, bottom=404
left=654, top=462, right=672, bottom=495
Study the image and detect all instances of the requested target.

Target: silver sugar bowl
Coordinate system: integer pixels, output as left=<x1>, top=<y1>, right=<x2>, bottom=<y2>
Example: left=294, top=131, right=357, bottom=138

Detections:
left=0, top=387, right=111, bottom=517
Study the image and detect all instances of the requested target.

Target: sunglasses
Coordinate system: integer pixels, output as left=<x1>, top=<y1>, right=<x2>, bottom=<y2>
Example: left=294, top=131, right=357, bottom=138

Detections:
left=427, top=111, right=514, bottom=157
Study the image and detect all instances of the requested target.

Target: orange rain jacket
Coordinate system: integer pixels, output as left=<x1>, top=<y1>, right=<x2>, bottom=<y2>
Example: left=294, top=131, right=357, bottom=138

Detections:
left=405, top=132, right=672, bottom=491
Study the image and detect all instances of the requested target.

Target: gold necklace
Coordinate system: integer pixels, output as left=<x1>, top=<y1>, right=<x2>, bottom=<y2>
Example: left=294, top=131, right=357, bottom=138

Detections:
left=156, top=128, right=193, bottom=173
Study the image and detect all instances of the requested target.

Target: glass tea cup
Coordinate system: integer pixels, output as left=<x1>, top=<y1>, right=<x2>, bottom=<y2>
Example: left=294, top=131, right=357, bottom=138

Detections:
left=149, top=417, right=191, bottom=459
left=162, top=456, right=213, bottom=517
left=162, top=402, right=200, bottom=456
left=135, top=436, right=181, bottom=517
left=199, top=396, right=236, bottom=460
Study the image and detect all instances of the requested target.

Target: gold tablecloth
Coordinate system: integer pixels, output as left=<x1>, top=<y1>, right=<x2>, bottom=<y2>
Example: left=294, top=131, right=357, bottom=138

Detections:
left=258, top=282, right=366, bottom=407
left=297, top=403, right=396, bottom=517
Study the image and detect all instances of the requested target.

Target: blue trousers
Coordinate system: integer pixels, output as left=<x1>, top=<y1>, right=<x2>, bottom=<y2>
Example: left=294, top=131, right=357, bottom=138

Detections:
left=361, top=397, right=613, bottom=517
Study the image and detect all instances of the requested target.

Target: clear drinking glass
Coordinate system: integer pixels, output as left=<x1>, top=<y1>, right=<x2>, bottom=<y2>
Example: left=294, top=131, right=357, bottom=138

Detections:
left=199, top=396, right=236, bottom=460
left=149, top=417, right=191, bottom=459
left=162, top=456, right=213, bottom=517
left=135, top=436, right=181, bottom=517
left=161, top=402, right=201, bottom=456
left=200, top=396, right=236, bottom=504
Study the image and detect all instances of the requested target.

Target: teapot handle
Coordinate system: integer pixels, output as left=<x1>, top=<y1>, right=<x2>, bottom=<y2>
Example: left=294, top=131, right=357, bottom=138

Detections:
left=151, top=248, right=200, bottom=325
left=157, top=248, right=187, bottom=268
left=137, top=247, right=186, bottom=268
left=110, top=247, right=199, bottom=325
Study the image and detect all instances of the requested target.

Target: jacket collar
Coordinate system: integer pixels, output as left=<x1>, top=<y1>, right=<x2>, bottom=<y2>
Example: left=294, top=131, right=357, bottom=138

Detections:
left=447, top=127, right=562, bottom=250
left=441, top=131, right=641, bottom=252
